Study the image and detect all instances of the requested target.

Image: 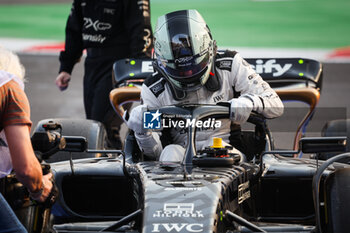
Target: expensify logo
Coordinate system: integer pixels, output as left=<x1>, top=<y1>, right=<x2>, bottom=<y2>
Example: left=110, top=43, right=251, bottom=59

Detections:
left=143, top=110, right=221, bottom=129
left=250, top=59, right=292, bottom=77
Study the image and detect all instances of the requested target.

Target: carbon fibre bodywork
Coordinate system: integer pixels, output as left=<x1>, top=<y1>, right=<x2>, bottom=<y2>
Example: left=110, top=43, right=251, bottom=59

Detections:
left=49, top=143, right=342, bottom=233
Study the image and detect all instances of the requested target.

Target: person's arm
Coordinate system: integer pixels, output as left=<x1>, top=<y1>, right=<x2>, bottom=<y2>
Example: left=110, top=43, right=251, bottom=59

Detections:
left=4, top=125, right=53, bottom=202
left=127, top=84, right=163, bottom=158
left=57, top=0, right=83, bottom=91
left=139, top=0, right=153, bottom=57
left=229, top=53, right=284, bottom=123
left=3, top=81, right=53, bottom=202
left=127, top=105, right=163, bottom=159
left=123, top=0, right=147, bottom=57
left=55, top=71, right=71, bottom=91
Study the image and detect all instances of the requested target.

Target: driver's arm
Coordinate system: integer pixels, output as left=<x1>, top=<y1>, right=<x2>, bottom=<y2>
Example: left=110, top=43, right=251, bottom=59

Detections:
left=126, top=84, right=163, bottom=159
left=229, top=53, right=284, bottom=123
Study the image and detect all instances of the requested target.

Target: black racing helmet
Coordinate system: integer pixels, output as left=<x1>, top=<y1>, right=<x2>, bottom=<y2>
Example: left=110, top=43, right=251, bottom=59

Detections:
left=153, top=10, right=215, bottom=91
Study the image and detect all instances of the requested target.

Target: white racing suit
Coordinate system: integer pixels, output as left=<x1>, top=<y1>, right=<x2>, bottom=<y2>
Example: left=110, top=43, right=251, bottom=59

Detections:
left=129, top=51, right=284, bottom=161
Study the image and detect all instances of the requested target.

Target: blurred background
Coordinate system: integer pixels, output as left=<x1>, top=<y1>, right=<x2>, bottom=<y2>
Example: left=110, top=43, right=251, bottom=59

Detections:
left=1, top=0, right=349, bottom=48
left=0, top=0, right=349, bottom=149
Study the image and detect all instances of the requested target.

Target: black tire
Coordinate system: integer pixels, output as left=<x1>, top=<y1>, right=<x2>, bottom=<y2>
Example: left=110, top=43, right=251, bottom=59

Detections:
left=32, top=118, right=107, bottom=163
left=319, top=119, right=350, bottom=160
left=324, top=167, right=350, bottom=233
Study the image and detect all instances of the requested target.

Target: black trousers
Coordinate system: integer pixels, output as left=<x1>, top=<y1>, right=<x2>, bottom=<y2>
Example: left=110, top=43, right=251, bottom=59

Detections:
left=83, top=53, right=125, bottom=147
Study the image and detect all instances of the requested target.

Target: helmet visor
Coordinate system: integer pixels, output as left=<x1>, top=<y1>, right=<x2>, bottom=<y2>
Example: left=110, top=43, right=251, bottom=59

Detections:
left=158, top=48, right=210, bottom=80
left=167, top=66, right=209, bottom=91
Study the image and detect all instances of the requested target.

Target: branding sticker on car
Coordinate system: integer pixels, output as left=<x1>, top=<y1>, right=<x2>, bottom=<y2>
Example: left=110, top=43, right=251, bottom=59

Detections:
left=166, top=181, right=203, bottom=185
left=250, top=59, right=292, bottom=77
left=152, top=203, right=204, bottom=218
left=142, top=61, right=154, bottom=73
left=152, top=223, right=203, bottom=232
left=164, top=187, right=202, bottom=191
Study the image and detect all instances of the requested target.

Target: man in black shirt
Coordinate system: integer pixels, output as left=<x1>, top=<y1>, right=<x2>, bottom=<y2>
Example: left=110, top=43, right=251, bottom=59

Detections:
left=56, top=0, right=152, bottom=148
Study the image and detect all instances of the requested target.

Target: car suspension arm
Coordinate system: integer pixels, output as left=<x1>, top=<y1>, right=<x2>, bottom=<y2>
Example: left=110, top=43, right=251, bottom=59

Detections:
left=100, top=209, right=143, bottom=232
left=225, top=210, right=267, bottom=233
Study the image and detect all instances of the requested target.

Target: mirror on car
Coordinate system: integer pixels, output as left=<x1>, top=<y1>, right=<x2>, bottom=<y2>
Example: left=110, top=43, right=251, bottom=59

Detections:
left=299, top=136, right=347, bottom=154
left=63, top=136, right=88, bottom=153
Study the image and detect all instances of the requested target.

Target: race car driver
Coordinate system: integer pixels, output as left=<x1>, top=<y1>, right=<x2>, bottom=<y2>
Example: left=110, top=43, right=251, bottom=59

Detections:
left=127, top=9, right=284, bottom=162
left=56, top=0, right=152, bottom=148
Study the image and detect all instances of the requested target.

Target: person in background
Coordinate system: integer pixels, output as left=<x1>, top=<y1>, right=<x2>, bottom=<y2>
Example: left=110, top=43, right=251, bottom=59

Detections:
left=55, top=0, right=153, bottom=148
left=127, top=10, right=284, bottom=162
left=0, top=47, right=53, bottom=232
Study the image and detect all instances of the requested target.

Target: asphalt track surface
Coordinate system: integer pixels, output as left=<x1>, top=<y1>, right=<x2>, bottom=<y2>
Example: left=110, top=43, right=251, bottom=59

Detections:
left=20, top=54, right=350, bottom=149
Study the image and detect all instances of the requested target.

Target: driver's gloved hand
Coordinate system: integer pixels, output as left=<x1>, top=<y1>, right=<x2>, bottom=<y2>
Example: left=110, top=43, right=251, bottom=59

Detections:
left=125, top=104, right=163, bottom=158
left=126, top=104, right=148, bottom=134
left=228, top=97, right=254, bottom=124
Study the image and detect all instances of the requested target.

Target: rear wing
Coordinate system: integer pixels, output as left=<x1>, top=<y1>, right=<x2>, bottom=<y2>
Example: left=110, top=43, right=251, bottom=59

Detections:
left=112, top=57, right=322, bottom=91
left=112, top=58, right=154, bottom=88
left=111, top=57, right=323, bottom=151
left=245, top=58, right=322, bottom=91
left=245, top=58, right=323, bottom=151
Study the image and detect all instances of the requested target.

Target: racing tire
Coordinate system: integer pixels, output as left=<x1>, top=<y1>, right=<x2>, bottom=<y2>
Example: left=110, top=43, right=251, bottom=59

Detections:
left=324, top=167, right=350, bottom=233
left=32, top=118, right=107, bottom=163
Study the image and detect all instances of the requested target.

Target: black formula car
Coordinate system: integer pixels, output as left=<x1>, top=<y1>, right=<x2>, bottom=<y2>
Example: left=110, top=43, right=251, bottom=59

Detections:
left=19, top=57, right=350, bottom=233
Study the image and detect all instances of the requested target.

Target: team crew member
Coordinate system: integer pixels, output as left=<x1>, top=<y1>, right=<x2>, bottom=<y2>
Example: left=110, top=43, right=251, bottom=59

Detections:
left=56, top=0, right=152, bottom=148
left=0, top=47, right=53, bottom=232
left=127, top=10, right=284, bottom=161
